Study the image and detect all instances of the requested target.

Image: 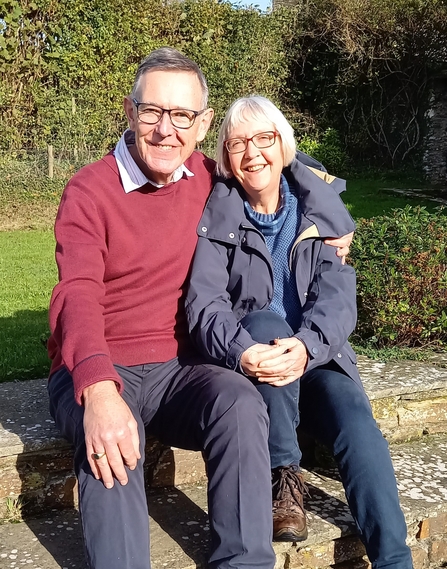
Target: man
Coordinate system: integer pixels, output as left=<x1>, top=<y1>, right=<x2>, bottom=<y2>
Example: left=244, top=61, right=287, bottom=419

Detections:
left=47, top=47, right=351, bottom=569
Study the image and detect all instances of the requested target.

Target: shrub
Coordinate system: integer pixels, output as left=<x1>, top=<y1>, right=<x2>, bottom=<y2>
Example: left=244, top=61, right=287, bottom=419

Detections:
left=350, top=206, right=447, bottom=348
left=0, top=150, right=82, bottom=203
left=297, top=128, right=349, bottom=174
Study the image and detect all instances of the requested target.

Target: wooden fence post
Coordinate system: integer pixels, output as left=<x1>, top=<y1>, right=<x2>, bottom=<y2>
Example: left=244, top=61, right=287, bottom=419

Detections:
left=72, top=97, right=78, bottom=162
left=48, top=144, right=54, bottom=179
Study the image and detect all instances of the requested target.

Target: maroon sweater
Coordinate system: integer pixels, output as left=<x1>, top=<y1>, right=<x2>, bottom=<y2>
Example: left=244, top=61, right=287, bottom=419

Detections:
left=48, top=150, right=215, bottom=404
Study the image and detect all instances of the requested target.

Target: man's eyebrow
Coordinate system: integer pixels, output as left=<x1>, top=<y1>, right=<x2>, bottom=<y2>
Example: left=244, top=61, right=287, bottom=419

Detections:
left=140, top=101, right=194, bottom=110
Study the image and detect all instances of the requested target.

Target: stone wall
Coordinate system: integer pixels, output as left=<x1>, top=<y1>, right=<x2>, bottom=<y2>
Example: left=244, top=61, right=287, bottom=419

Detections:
left=423, top=74, right=447, bottom=185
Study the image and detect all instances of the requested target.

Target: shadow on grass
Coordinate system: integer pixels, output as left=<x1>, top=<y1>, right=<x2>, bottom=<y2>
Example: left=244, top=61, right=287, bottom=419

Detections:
left=0, top=309, right=51, bottom=382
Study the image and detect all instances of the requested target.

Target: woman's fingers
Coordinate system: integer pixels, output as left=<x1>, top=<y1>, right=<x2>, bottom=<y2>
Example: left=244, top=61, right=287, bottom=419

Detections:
left=240, top=343, right=289, bottom=375
left=256, top=337, right=308, bottom=376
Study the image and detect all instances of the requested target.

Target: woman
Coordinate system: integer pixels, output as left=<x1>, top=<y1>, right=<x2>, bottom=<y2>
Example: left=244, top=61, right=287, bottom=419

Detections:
left=186, top=96, right=412, bottom=568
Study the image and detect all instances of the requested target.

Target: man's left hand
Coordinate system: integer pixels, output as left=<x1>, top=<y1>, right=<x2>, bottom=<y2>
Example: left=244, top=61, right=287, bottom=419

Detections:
left=324, top=231, right=354, bottom=264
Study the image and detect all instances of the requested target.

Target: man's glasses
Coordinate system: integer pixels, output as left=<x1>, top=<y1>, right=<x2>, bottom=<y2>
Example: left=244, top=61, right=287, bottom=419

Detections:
left=132, top=99, right=206, bottom=129
left=224, top=131, right=278, bottom=154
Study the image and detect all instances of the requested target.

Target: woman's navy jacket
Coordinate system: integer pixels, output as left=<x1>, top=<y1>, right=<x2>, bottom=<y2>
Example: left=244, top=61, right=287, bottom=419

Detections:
left=185, top=151, right=362, bottom=386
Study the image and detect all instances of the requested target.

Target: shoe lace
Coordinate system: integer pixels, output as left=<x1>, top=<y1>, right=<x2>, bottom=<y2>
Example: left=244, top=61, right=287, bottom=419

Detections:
left=272, top=467, right=308, bottom=507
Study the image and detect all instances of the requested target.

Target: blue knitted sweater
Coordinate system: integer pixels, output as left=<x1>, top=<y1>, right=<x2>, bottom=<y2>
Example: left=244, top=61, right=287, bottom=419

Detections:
left=244, top=175, right=302, bottom=331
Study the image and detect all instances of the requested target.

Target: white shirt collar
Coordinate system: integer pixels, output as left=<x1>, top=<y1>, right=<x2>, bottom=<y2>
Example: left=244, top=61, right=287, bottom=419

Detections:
left=114, top=129, right=194, bottom=193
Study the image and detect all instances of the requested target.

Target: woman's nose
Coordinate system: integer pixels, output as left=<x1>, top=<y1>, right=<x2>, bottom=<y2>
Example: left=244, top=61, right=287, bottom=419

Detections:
left=244, top=139, right=260, bottom=158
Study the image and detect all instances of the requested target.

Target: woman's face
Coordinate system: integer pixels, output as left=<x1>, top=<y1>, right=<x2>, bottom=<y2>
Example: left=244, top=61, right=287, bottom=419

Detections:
left=226, top=117, right=284, bottom=198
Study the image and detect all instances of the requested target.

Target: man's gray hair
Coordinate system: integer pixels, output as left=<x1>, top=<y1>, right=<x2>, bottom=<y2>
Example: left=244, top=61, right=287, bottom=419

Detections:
left=132, top=47, right=209, bottom=108
left=216, top=96, right=296, bottom=178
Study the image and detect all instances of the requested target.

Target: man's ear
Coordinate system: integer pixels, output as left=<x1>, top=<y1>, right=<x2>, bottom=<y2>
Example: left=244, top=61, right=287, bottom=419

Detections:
left=123, top=96, right=137, bottom=131
left=196, top=108, right=214, bottom=143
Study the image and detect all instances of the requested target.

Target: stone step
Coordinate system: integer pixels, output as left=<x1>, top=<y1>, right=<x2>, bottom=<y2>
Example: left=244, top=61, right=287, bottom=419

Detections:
left=1, top=434, right=447, bottom=569
left=1, top=355, right=447, bottom=518
left=359, top=354, right=447, bottom=442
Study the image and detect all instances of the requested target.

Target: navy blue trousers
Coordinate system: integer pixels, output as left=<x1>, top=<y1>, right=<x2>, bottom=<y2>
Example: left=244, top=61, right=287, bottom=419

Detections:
left=48, top=357, right=275, bottom=569
left=241, top=310, right=413, bottom=569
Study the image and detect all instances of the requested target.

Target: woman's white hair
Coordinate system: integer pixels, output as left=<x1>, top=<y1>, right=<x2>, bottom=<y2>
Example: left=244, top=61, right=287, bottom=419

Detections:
left=216, top=95, right=296, bottom=178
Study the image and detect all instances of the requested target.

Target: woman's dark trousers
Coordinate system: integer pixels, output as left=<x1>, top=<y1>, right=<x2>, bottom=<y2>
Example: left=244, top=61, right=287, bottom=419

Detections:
left=241, top=310, right=413, bottom=569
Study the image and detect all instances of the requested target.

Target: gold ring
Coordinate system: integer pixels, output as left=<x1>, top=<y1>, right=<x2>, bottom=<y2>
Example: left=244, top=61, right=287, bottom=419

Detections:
left=91, top=452, right=107, bottom=461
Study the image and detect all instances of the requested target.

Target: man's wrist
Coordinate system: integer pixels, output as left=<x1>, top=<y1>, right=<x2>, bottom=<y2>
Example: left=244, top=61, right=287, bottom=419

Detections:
left=82, top=379, right=119, bottom=404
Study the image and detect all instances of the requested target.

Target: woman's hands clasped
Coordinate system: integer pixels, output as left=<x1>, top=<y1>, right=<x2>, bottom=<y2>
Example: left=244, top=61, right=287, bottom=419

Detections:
left=240, top=337, right=308, bottom=387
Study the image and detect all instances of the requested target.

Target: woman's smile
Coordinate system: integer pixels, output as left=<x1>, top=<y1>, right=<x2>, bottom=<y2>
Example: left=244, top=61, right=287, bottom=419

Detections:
left=228, top=119, right=284, bottom=209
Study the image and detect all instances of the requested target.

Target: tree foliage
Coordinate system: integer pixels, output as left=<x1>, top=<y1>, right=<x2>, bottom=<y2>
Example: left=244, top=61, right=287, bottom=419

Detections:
left=1, top=0, right=447, bottom=166
left=286, top=0, right=447, bottom=166
left=0, top=0, right=296, bottom=152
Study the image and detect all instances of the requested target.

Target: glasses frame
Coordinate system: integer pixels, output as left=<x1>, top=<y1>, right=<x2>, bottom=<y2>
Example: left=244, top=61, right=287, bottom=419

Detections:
left=224, top=131, right=279, bottom=154
left=132, top=98, right=206, bottom=129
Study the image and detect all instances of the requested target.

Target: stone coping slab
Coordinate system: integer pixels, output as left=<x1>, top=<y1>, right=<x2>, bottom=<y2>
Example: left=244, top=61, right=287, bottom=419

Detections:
left=0, top=380, right=67, bottom=458
left=1, top=356, right=447, bottom=458
left=356, top=356, right=447, bottom=400
left=1, top=435, right=447, bottom=569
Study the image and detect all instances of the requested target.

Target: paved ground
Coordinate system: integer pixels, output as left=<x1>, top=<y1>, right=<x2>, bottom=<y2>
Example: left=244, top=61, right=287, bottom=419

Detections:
left=382, top=187, right=447, bottom=206
left=2, top=355, right=447, bottom=568
left=1, top=435, right=447, bottom=569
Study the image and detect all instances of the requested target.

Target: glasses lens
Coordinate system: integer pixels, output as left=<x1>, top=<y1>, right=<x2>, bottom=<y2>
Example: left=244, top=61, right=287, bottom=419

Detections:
left=226, top=139, right=246, bottom=153
left=170, top=110, right=195, bottom=128
left=226, top=132, right=276, bottom=153
left=253, top=132, right=276, bottom=148
left=138, top=105, right=163, bottom=125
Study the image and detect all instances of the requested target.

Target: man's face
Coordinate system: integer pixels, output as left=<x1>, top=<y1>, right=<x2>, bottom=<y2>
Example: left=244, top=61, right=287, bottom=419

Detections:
left=124, top=70, right=214, bottom=185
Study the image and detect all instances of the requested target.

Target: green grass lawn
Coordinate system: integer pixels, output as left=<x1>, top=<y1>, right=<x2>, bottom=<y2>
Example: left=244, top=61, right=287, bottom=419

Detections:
left=0, top=176, right=444, bottom=382
left=343, top=179, right=442, bottom=219
left=0, top=231, right=57, bottom=381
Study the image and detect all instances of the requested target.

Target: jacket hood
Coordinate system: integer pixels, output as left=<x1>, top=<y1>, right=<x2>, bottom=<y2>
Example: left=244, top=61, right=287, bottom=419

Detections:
left=284, top=157, right=355, bottom=238
left=197, top=152, right=356, bottom=244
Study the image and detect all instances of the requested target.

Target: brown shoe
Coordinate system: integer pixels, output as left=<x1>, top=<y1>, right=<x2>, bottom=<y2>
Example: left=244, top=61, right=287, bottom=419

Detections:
left=272, top=465, right=308, bottom=542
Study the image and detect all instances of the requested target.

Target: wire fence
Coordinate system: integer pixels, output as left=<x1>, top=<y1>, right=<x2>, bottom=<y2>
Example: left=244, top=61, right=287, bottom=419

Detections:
left=0, top=147, right=105, bottom=180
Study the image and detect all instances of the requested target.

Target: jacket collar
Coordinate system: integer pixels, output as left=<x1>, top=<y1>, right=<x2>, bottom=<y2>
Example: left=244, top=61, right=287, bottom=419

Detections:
left=197, top=178, right=248, bottom=245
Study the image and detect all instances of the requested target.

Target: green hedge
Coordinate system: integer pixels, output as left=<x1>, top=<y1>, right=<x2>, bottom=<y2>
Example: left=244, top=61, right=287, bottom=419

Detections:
left=0, top=0, right=297, bottom=153
left=2, top=0, right=447, bottom=168
left=297, top=128, right=349, bottom=175
left=350, top=206, right=447, bottom=348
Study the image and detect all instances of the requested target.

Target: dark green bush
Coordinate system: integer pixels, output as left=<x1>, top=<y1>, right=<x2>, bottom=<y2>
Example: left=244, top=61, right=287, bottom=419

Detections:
left=350, top=206, right=447, bottom=348
left=297, top=128, right=349, bottom=175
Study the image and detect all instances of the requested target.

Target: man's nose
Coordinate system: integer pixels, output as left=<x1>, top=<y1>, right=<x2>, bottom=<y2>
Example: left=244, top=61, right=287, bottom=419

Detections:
left=155, top=111, right=175, bottom=136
